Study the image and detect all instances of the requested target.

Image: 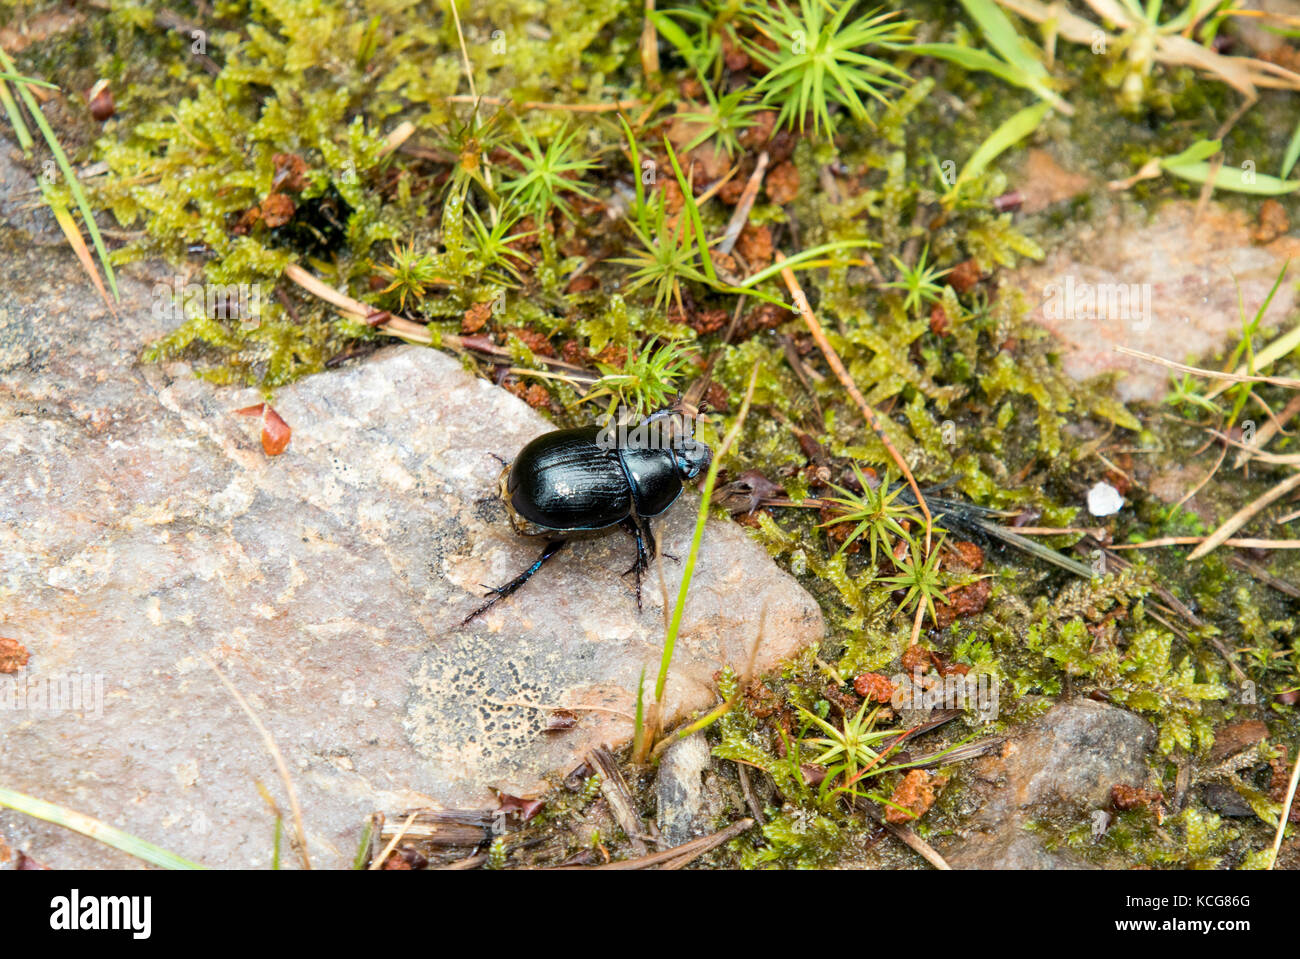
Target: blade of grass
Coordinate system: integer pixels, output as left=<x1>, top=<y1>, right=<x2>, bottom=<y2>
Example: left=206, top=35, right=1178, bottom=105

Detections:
left=1283, top=115, right=1300, bottom=180
left=664, top=137, right=717, bottom=284
left=352, top=819, right=375, bottom=869
left=739, top=239, right=877, bottom=288
left=631, top=665, right=648, bottom=759
left=1206, top=306, right=1300, bottom=402
left=949, top=100, right=1052, bottom=201
left=0, top=77, right=33, bottom=152
left=619, top=115, right=649, bottom=236
left=960, top=0, right=1052, bottom=80
left=271, top=816, right=283, bottom=870
left=0, top=47, right=119, bottom=301
left=0, top=71, right=57, bottom=87
left=907, top=14, right=1072, bottom=115
left=652, top=362, right=761, bottom=706
left=1161, top=138, right=1222, bottom=167
left=1164, top=160, right=1300, bottom=195
left=0, top=785, right=207, bottom=869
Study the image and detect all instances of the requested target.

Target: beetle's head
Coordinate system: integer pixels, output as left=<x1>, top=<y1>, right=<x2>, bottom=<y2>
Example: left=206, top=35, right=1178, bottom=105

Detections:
left=672, top=438, right=713, bottom=480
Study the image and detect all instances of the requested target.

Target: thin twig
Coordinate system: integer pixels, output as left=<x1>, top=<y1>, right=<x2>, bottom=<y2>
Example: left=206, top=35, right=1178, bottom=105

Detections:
left=555, top=818, right=755, bottom=870
left=1230, top=555, right=1300, bottom=600
left=1174, top=441, right=1228, bottom=510
left=1110, top=535, right=1300, bottom=550
left=1210, top=428, right=1300, bottom=466
left=736, top=764, right=766, bottom=824
left=1188, top=471, right=1300, bottom=560
left=718, top=151, right=769, bottom=255
left=369, top=811, right=418, bottom=870
left=282, top=263, right=593, bottom=374
left=587, top=747, right=649, bottom=855
left=1002, top=526, right=1108, bottom=537
left=445, top=94, right=642, bottom=112
left=859, top=803, right=951, bottom=870
left=777, top=253, right=932, bottom=646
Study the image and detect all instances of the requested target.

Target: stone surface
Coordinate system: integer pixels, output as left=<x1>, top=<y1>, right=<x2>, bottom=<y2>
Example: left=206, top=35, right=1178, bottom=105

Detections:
left=0, top=194, right=822, bottom=867
left=654, top=732, right=712, bottom=847
left=943, top=699, right=1156, bottom=870
left=0, top=141, right=56, bottom=242
left=1010, top=200, right=1300, bottom=402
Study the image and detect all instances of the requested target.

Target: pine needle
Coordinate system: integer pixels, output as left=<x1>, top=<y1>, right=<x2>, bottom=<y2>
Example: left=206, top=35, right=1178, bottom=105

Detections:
left=44, top=185, right=115, bottom=313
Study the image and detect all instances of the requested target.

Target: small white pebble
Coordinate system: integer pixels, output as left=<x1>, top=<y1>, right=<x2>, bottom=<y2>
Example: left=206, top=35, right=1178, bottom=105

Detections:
left=1087, top=481, right=1124, bottom=517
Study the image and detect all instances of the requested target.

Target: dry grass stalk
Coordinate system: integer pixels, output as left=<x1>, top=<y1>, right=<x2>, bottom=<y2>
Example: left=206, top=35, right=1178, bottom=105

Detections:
left=777, top=253, right=933, bottom=646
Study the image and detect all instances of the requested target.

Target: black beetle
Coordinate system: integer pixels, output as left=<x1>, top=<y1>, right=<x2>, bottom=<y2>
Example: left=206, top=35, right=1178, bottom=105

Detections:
left=462, top=411, right=712, bottom=624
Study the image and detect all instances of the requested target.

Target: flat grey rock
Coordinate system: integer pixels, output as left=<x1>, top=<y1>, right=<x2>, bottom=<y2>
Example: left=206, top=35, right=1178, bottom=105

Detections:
left=0, top=239, right=822, bottom=868
left=944, top=699, right=1155, bottom=870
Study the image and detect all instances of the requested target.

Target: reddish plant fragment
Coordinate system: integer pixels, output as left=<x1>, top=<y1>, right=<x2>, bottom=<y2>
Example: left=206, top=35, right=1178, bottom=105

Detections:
left=543, top=709, right=578, bottom=733
left=900, top=644, right=933, bottom=675
left=934, top=578, right=993, bottom=629
left=885, top=769, right=945, bottom=823
left=380, top=844, right=427, bottom=869
left=765, top=161, right=799, bottom=204
left=461, top=301, right=492, bottom=334
left=87, top=80, right=114, bottom=121
left=1111, top=784, right=1163, bottom=811
left=853, top=672, right=895, bottom=703
left=947, top=258, right=982, bottom=293
left=271, top=152, right=309, bottom=193
left=234, top=403, right=292, bottom=456
left=495, top=792, right=545, bottom=824
left=0, top=637, right=29, bottom=674
left=259, top=193, right=295, bottom=228
left=801, top=763, right=827, bottom=787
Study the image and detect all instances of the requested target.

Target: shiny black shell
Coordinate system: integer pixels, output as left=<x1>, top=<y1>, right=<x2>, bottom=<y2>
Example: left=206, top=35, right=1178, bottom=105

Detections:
left=505, top=425, right=685, bottom=532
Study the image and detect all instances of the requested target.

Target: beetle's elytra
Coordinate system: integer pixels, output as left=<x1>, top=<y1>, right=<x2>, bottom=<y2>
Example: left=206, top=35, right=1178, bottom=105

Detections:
left=462, top=414, right=712, bottom=625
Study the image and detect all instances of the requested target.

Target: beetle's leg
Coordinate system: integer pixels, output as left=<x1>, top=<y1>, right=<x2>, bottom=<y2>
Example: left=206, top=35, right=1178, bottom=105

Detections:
left=620, top=518, right=652, bottom=612
left=636, top=524, right=680, bottom=564
left=461, top=539, right=567, bottom=626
